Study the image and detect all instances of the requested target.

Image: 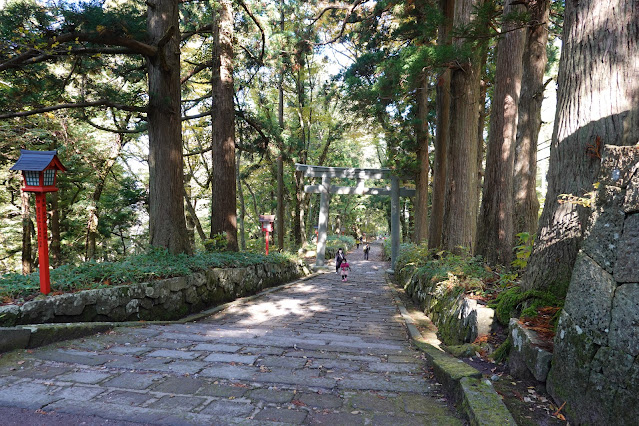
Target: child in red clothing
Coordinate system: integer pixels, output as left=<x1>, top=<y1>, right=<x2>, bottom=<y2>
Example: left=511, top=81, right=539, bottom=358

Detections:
left=340, top=260, right=350, bottom=282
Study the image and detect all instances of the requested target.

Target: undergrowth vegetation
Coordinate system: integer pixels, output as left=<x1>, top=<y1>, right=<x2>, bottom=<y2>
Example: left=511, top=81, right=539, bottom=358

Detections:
left=396, top=234, right=564, bottom=328
left=0, top=248, right=299, bottom=304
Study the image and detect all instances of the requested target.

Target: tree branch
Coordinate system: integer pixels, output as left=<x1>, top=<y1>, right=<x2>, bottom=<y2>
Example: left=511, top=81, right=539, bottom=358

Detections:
left=314, top=0, right=365, bottom=46
left=237, top=0, right=265, bottom=65
left=0, top=100, right=146, bottom=120
left=0, top=31, right=157, bottom=71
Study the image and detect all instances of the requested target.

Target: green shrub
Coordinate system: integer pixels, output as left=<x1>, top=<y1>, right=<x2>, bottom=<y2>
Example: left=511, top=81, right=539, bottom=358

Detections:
left=0, top=248, right=299, bottom=302
left=396, top=244, right=492, bottom=295
left=323, top=235, right=356, bottom=259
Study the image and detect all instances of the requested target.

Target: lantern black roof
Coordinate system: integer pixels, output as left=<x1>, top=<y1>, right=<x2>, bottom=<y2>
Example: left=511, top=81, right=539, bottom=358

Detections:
left=10, top=150, right=67, bottom=172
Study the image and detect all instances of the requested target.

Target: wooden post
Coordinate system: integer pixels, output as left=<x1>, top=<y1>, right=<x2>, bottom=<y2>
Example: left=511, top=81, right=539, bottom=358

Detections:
left=34, top=192, right=51, bottom=294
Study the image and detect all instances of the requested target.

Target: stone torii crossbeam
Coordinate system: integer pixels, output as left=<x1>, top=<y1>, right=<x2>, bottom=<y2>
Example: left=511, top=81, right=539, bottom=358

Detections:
left=295, top=164, right=415, bottom=271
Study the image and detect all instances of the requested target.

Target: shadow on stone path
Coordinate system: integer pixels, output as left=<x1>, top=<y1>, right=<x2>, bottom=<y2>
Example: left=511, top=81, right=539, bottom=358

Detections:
left=0, top=243, right=464, bottom=425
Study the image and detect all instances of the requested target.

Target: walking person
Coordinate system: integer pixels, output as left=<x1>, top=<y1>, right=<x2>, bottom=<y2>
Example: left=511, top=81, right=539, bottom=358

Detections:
left=340, top=258, right=351, bottom=282
left=363, top=243, right=370, bottom=260
left=335, top=248, right=345, bottom=274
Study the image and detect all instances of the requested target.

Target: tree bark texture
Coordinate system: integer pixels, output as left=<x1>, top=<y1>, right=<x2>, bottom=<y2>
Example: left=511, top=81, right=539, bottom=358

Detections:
left=210, top=0, right=238, bottom=251
left=277, top=155, right=284, bottom=250
left=276, top=2, right=285, bottom=251
left=513, top=0, right=549, bottom=237
left=236, top=151, right=246, bottom=250
left=21, top=190, right=34, bottom=274
left=523, top=0, right=639, bottom=292
left=476, top=2, right=526, bottom=266
left=429, top=0, right=455, bottom=249
left=442, top=0, right=483, bottom=252
left=414, top=71, right=430, bottom=244
left=147, top=0, right=191, bottom=254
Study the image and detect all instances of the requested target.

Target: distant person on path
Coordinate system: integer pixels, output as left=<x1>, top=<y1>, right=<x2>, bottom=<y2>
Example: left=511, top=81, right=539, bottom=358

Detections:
left=340, top=259, right=350, bottom=282
left=335, top=248, right=345, bottom=274
left=363, top=243, right=370, bottom=260
left=356, top=238, right=360, bottom=249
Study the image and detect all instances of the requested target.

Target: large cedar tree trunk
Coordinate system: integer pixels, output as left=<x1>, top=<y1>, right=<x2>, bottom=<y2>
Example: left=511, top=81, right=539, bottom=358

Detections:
left=276, top=1, right=285, bottom=251
left=428, top=0, right=454, bottom=249
left=414, top=71, right=430, bottom=243
left=476, top=2, right=526, bottom=266
left=147, top=0, right=191, bottom=254
left=442, top=0, right=484, bottom=252
left=523, top=0, right=639, bottom=292
left=210, top=0, right=239, bottom=251
left=513, top=0, right=549, bottom=237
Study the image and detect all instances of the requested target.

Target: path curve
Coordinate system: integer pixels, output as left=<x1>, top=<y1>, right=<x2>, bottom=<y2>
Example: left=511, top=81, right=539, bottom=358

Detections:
left=0, top=244, right=464, bottom=425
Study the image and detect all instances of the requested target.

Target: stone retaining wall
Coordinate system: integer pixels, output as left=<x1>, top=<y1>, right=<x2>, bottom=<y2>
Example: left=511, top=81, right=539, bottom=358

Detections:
left=547, top=146, right=639, bottom=425
left=397, top=265, right=495, bottom=346
left=0, top=261, right=308, bottom=327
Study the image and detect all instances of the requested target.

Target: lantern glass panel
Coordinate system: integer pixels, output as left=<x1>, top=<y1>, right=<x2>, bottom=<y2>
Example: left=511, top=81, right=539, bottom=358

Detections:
left=43, top=169, right=55, bottom=186
left=25, top=171, right=40, bottom=186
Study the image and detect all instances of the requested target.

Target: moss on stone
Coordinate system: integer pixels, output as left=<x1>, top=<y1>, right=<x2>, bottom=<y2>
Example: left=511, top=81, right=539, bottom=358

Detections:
left=491, top=286, right=563, bottom=325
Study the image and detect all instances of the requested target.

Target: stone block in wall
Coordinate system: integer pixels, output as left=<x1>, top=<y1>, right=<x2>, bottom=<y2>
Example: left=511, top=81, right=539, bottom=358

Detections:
left=614, top=213, right=639, bottom=283
left=581, top=185, right=624, bottom=274
left=597, top=145, right=639, bottom=188
left=608, top=283, right=639, bottom=356
left=509, top=318, right=552, bottom=382
left=562, top=252, right=615, bottom=345
left=623, top=166, right=639, bottom=213
left=127, top=283, right=147, bottom=299
left=0, top=305, right=19, bottom=327
left=21, top=298, right=55, bottom=323
left=184, top=286, right=199, bottom=305
left=166, top=277, right=188, bottom=292
left=95, top=288, right=127, bottom=315
left=53, top=293, right=86, bottom=316
left=547, top=312, right=602, bottom=423
left=125, top=299, right=140, bottom=317
left=77, top=289, right=98, bottom=305
left=187, top=272, right=207, bottom=288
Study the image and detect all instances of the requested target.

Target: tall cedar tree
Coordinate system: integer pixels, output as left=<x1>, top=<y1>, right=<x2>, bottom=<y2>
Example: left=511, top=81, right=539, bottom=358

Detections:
left=442, top=0, right=485, bottom=252
left=429, top=0, right=455, bottom=249
left=147, top=0, right=192, bottom=254
left=522, top=0, right=639, bottom=292
left=512, top=0, right=549, bottom=237
left=413, top=69, right=429, bottom=243
left=210, top=0, right=239, bottom=251
left=476, top=1, right=526, bottom=265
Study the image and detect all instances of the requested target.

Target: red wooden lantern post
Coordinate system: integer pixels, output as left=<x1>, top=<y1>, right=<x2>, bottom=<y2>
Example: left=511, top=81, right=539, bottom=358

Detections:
left=10, top=150, right=67, bottom=295
left=259, top=215, right=275, bottom=255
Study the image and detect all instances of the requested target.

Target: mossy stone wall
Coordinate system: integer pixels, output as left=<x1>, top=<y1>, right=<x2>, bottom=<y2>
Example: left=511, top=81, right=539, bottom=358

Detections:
left=398, top=265, right=495, bottom=346
left=547, top=146, right=639, bottom=425
left=0, top=262, right=307, bottom=326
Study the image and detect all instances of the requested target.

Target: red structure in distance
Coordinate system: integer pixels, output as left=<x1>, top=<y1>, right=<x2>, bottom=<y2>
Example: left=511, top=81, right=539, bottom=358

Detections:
left=10, top=150, right=67, bottom=294
left=259, top=214, right=275, bottom=255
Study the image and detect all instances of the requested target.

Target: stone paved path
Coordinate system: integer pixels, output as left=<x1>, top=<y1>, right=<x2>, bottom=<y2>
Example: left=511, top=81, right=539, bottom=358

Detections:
left=0, top=244, right=464, bottom=425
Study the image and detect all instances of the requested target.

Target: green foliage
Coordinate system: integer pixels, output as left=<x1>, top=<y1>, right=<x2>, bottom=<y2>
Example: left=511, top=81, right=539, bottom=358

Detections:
left=204, top=233, right=228, bottom=252
left=324, top=235, right=356, bottom=259
left=489, top=286, right=563, bottom=325
left=511, top=232, right=535, bottom=270
left=396, top=244, right=493, bottom=295
left=0, top=248, right=298, bottom=302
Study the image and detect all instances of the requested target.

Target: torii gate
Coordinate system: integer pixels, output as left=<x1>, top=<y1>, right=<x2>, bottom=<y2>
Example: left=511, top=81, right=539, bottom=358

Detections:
left=295, top=164, right=415, bottom=272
